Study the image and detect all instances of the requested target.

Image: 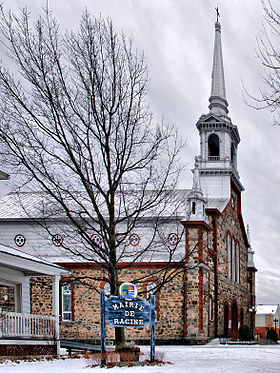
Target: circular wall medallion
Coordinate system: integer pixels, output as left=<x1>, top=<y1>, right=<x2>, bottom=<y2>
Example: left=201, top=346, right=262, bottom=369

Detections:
left=14, top=234, right=26, bottom=247
left=168, top=233, right=178, bottom=246
left=129, top=233, right=140, bottom=246
left=91, top=233, right=102, bottom=246
left=52, top=234, right=63, bottom=247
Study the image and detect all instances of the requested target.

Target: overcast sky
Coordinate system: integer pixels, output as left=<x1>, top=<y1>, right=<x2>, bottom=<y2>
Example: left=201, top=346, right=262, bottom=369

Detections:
left=2, top=0, right=280, bottom=305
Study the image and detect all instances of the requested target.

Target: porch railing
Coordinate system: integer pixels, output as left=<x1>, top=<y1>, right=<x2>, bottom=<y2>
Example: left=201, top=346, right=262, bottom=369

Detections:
left=0, top=311, right=57, bottom=339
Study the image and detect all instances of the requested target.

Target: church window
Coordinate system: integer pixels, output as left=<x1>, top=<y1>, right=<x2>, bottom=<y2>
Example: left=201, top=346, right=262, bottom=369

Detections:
left=100, top=281, right=111, bottom=299
left=61, top=283, right=72, bottom=321
left=232, top=237, right=235, bottom=281
left=147, top=281, right=157, bottom=298
left=208, top=134, right=220, bottom=160
left=227, top=234, right=231, bottom=279
left=231, top=143, right=237, bottom=167
left=192, top=202, right=196, bottom=214
left=209, top=296, right=213, bottom=321
left=103, top=282, right=111, bottom=299
left=236, top=242, right=240, bottom=283
left=146, top=281, right=159, bottom=320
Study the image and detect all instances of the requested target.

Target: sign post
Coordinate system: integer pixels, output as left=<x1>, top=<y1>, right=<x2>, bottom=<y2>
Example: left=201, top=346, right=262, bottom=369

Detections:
left=100, top=290, right=106, bottom=365
left=100, top=283, right=156, bottom=363
left=150, top=295, right=155, bottom=362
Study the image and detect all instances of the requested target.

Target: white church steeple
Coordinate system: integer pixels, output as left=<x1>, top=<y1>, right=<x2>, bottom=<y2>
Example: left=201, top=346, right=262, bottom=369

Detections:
left=209, top=20, right=229, bottom=116
left=247, top=224, right=255, bottom=268
left=195, top=16, right=244, bottom=200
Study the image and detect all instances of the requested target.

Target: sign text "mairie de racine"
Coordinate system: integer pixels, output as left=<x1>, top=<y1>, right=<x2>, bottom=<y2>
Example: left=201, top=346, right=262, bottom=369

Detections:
left=105, top=296, right=151, bottom=327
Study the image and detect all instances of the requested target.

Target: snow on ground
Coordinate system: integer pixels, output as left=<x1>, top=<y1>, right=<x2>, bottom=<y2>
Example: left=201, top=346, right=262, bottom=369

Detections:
left=1, top=341, right=280, bottom=373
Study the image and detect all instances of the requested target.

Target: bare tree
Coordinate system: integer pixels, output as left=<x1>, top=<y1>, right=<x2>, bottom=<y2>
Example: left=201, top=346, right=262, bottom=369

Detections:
left=0, top=6, right=194, bottom=347
left=246, top=0, right=280, bottom=124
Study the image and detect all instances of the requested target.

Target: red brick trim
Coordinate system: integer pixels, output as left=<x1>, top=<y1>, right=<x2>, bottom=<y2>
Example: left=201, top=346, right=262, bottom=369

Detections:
left=183, top=269, right=188, bottom=337
left=56, top=261, right=185, bottom=270
left=198, top=267, right=204, bottom=333
left=206, top=208, right=221, bottom=218
left=185, top=228, right=189, bottom=262
left=212, top=214, right=219, bottom=337
left=181, top=220, right=212, bottom=231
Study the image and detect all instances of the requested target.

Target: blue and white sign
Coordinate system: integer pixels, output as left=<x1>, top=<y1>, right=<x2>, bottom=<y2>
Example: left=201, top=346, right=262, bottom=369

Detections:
left=105, top=296, right=151, bottom=327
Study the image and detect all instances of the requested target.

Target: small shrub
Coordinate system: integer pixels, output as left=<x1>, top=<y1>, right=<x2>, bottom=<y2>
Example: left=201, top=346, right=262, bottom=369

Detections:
left=267, top=328, right=278, bottom=342
left=239, top=325, right=252, bottom=341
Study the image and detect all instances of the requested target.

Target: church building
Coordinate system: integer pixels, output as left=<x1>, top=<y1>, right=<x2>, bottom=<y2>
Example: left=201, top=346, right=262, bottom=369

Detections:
left=0, top=19, right=256, bottom=344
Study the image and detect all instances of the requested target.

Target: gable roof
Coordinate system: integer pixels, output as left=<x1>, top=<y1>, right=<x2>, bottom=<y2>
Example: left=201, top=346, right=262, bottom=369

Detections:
left=0, top=243, right=69, bottom=276
left=256, top=304, right=279, bottom=315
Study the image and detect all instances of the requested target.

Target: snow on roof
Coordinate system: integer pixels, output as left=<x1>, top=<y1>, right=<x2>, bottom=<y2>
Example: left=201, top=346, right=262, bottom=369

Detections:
left=256, top=304, right=279, bottom=315
left=207, top=198, right=228, bottom=211
left=0, top=243, right=69, bottom=272
left=0, top=190, right=229, bottom=221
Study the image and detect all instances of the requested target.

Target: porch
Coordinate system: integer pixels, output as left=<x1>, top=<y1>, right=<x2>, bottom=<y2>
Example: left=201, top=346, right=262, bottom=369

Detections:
left=0, top=244, right=69, bottom=357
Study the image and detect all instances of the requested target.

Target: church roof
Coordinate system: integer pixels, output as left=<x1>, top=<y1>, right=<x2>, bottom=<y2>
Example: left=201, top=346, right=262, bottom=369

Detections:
left=207, top=198, right=228, bottom=211
left=0, top=189, right=191, bottom=220
left=0, top=190, right=230, bottom=221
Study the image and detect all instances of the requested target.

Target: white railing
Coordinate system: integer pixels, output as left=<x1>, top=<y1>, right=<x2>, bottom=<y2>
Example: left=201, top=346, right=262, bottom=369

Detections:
left=0, top=311, right=57, bottom=339
left=208, top=156, right=220, bottom=161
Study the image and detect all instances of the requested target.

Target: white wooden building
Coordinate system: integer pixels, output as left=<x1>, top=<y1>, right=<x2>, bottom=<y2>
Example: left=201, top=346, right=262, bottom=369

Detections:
left=0, top=244, right=69, bottom=357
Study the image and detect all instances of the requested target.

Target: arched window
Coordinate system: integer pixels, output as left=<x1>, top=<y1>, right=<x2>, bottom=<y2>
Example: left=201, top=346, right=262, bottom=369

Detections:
left=209, top=295, right=213, bottom=321
left=208, top=134, right=220, bottom=159
left=100, top=281, right=111, bottom=299
left=236, top=242, right=240, bottom=283
left=146, top=281, right=159, bottom=320
left=232, top=237, right=235, bottom=281
left=192, top=202, right=196, bottom=214
left=227, top=234, right=231, bottom=279
left=147, top=281, right=157, bottom=298
left=104, top=282, right=111, bottom=298
left=231, top=143, right=237, bottom=168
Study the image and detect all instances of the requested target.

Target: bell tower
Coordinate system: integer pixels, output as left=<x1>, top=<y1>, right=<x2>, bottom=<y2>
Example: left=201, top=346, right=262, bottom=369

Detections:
left=195, top=20, right=244, bottom=199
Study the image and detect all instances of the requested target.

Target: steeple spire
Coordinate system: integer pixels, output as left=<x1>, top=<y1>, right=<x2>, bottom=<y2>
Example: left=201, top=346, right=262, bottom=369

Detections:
left=247, top=224, right=255, bottom=268
left=208, top=17, right=229, bottom=116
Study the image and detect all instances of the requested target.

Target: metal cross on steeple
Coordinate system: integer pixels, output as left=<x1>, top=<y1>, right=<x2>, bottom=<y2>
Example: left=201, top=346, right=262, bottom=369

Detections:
left=215, top=6, right=220, bottom=22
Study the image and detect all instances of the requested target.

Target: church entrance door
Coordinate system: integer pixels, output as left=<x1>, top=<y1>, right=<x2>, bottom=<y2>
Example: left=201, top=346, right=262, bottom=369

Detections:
left=223, top=303, right=229, bottom=337
left=231, top=302, right=238, bottom=338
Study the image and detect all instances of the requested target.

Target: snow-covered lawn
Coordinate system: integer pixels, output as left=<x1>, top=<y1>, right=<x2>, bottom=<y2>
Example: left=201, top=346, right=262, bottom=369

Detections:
left=1, top=340, right=280, bottom=373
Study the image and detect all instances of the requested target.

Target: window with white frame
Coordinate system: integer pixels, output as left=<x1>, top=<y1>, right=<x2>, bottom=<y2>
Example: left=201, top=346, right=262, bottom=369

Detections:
left=147, top=281, right=157, bottom=298
left=61, top=283, right=72, bottom=321
left=227, top=234, right=231, bottom=279
left=146, top=281, right=157, bottom=319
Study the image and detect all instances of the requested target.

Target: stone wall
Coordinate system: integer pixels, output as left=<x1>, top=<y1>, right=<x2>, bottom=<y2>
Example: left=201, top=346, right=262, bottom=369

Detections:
left=30, top=266, right=185, bottom=343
